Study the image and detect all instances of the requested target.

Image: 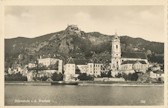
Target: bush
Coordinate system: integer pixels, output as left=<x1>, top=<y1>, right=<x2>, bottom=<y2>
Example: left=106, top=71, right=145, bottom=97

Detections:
left=78, top=73, right=94, bottom=81
left=101, top=71, right=112, bottom=78
left=115, top=73, right=122, bottom=78
left=51, top=72, right=63, bottom=81
left=122, top=73, right=138, bottom=81
left=33, top=75, right=48, bottom=81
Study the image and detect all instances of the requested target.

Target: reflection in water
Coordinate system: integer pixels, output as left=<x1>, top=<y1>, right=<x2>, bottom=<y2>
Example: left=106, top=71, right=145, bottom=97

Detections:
left=5, top=85, right=164, bottom=106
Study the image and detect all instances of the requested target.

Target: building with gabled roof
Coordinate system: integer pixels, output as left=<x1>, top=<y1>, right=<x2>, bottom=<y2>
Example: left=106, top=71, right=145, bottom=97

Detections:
left=64, top=57, right=76, bottom=81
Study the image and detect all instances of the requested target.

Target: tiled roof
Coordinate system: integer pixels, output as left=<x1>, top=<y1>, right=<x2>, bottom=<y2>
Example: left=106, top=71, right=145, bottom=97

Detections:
left=153, top=70, right=164, bottom=74
left=88, top=58, right=102, bottom=64
left=74, top=59, right=89, bottom=65
left=121, top=60, right=147, bottom=65
left=121, top=60, right=136, bottom=64
left=122, top=52, right=147, bottom=59
left=138, top=61, right=147, bottom=64
left=153, top=65, right=159, bottom=67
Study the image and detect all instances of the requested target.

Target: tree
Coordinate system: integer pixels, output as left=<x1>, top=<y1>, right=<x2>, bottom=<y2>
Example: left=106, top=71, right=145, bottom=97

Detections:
left=48, top=61, right=59, bottom=70
left=122, top=73, right=138, bottom=81
left=131, top=73, right=138, bottom=81
left=5, top=72, right=27, bottom=81
left=41, top=76, right=48, bottom=81
left=78, top=73, right=94, bottom=81
left=146, top=49, right=152, bottom=56
left=101, top=71, right=112, bottom=78
left=115, top=73, right=122, bottom=78
left=51, top=72, right=63, bottom=81
left=107, top=70, right=112, bottom=77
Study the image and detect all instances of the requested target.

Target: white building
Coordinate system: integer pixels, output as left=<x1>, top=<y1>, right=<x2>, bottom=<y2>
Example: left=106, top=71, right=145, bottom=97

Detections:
left=28, top=63, right=36, bottom=68
left=150, top=71, right=164, bottom=79
left=87, top=59, right=103, bottom=77
left=64, top=58, right=103, bottom=78
left=38, top=57, right=63, bottom=73
left=64, top=57, right=76, bottom=81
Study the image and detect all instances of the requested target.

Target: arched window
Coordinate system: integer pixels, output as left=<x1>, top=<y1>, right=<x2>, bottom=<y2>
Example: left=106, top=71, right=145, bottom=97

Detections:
left=116, top=45, right=118, bottom=49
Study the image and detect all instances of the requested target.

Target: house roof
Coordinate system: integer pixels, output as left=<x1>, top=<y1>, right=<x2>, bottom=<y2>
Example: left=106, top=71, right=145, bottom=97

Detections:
left=121, top=60, right=147, bottom=65
left=153, top=70, right=164, bottom=74
left=121, top=60, right=136, bottom=64
left=74, top=59, right=89, bottom=65
left=122, top=52, right=147, bottom=59
left=138, top=61, right=147, bottom=64
left=153, top=65, right=160, bottom=67
left=88, top=58, right=102, bottom=64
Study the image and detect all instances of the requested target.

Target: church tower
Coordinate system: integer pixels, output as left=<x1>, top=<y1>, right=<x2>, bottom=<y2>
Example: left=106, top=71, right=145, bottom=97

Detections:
left=111, top=31, right=121, bottom=71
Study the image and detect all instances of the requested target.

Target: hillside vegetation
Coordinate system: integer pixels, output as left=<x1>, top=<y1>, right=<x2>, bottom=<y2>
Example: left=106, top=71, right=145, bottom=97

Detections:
left=5, top=25, right=164, bottom=69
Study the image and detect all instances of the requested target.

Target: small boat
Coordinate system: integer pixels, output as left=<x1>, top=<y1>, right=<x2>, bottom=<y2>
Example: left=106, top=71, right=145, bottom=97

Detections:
left=51, top=81, right=78, bottom=85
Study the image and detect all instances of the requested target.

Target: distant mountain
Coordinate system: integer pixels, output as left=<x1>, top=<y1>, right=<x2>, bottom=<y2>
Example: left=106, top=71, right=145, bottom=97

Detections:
left=5, top=25, right=164, bottom=68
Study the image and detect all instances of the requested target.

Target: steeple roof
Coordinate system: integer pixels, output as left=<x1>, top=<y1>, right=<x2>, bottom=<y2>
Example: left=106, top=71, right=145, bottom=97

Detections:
left=112, top=31, right=120, bottom=40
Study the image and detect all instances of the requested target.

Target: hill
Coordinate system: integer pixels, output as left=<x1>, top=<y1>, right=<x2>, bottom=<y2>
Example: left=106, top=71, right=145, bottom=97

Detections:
left=5, top=25, right=164, bottom=69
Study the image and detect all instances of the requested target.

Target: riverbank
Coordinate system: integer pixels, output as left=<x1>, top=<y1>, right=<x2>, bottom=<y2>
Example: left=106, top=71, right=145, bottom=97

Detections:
left=5, top=81, right=164, bottom=86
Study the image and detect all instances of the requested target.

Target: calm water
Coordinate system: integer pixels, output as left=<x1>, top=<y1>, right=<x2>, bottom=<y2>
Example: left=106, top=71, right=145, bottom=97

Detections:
left=5, top=85, right=164, bottom=106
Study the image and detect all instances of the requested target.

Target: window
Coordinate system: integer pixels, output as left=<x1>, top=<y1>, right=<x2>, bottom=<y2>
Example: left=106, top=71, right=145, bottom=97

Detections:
left=116, top=45, right=118, bottom=49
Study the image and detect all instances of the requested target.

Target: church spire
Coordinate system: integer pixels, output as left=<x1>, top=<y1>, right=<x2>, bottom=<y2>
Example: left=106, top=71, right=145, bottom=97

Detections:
left=115, top=29, right=117, bottom=35
left=115, top=29, right=118, bottom=37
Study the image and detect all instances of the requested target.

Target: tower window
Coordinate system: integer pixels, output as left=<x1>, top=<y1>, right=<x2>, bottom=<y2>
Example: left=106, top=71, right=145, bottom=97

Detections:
left=116, top=45, right=118, bottom=49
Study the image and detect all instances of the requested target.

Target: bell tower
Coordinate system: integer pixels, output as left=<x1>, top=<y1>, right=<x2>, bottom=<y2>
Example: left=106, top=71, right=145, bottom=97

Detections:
left=111, top=31, right=121, bottom=71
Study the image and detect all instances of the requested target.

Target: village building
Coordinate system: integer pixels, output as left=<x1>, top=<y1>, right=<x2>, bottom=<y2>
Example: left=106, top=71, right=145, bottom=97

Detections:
left=22, top=66, right=28, bottom=76
left=64, top=57, right=103, bottom=80
left=27, top=71, right=36, bottom=81
left=28, top=62, right=37, bottom=68
left=149, top=70, right=164, bottom=79
left=8, top=68, right=13, bottom=74
left=87, top=59, right=103, bottom=77
left=111, top=32, right=149, bottom=76
left=37, top=57, right=63, bottom=73
left=150, top=64, right=161, bottom=71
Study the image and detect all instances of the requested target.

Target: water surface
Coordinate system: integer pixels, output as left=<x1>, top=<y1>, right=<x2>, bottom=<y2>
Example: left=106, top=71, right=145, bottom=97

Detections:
left=5, top=85, right=164, bottom=106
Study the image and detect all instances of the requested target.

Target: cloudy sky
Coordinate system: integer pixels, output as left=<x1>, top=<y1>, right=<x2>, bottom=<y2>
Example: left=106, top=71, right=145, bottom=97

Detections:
left=5, top=6, right=164, bottom=42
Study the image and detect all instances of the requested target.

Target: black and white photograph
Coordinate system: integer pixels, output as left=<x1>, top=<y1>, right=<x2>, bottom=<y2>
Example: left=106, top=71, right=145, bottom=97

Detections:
left=2, top=1, right=166, bottom=107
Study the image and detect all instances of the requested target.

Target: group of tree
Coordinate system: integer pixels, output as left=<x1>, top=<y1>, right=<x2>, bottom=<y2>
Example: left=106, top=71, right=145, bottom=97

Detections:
left=28, top=62, right=59, bottom=71
left=33, top=76, right=48, bottom=81
left=33, top=72, right=64, bottom=81
left=78, top=73, right=94, bottom=81
left=51, top=72, right=63, bottom=81
left=115, top=72, right=139, bottom=81
left=100, top=70, right=112, bottom=78
left=5, top=72, right=27, bottom=81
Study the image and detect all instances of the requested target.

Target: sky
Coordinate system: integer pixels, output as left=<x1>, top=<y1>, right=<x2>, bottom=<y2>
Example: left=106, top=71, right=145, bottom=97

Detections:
left=5, top=6, right=164, bottom=42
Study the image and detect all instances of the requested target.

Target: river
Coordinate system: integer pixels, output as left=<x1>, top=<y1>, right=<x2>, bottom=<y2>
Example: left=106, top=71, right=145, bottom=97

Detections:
left=5, top=85, right=164, bottom=106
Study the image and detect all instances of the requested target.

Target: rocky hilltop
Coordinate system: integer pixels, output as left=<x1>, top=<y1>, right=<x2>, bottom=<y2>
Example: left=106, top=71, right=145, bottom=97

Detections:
left=5, top=25, right=164, bottom=69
